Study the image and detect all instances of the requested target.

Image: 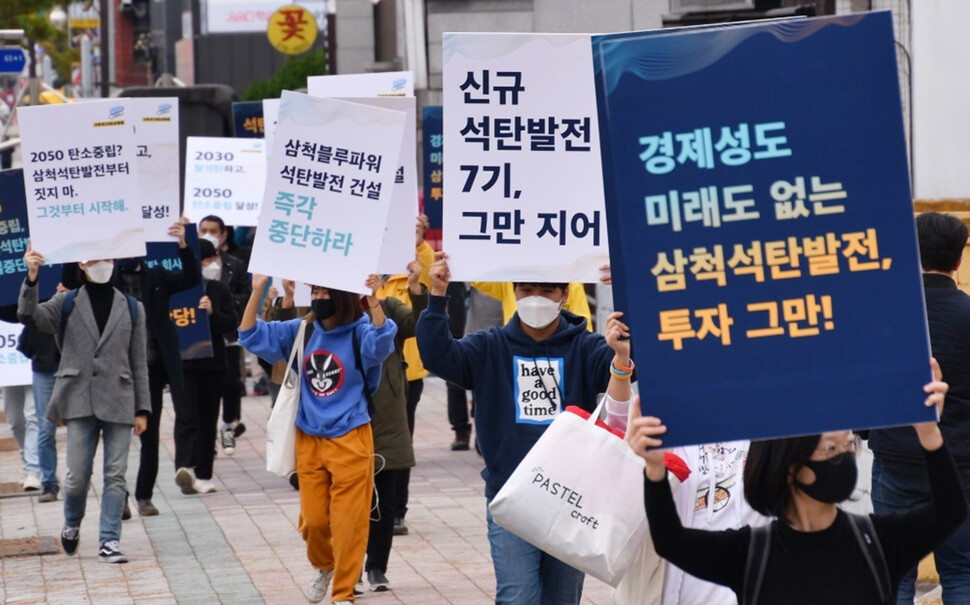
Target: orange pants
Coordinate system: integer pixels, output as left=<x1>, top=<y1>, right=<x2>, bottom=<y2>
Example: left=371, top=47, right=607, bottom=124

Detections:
left=297, top=423, right=374, bottom=603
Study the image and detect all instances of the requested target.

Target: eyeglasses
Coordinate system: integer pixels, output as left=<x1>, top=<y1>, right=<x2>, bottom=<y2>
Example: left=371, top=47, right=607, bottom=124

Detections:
left=812, top=435, right=860, bottom=461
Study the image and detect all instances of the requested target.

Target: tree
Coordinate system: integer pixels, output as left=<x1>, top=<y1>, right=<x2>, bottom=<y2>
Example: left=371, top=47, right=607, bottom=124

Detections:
left=241, top=48, right=328, bottom=101
left=0, top=0, right=78, bottom=89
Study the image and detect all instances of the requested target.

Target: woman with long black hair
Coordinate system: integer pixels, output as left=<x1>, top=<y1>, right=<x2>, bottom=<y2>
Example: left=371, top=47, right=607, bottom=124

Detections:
left=627, top=359, right=966, bottom=605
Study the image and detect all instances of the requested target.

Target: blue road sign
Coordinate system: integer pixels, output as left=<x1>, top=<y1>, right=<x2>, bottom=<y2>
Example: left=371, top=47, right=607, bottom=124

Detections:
left=0, top=48, right=26, bottom=75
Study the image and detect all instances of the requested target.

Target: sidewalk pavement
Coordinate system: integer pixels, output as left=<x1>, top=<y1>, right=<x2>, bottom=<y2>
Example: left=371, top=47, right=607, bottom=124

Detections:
left=0, top=377, right=614, bottom=604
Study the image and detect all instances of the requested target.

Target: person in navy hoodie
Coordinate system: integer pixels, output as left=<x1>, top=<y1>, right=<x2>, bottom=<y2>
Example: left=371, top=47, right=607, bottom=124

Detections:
left=415, top=252, right=619, bottom=605
left=238, top=274, right=397, bottom=605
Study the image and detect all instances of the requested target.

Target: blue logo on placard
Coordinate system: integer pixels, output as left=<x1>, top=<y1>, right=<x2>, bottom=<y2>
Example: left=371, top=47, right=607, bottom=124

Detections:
left=392, top=78, right=407, bottom=92
left=108, top=105, right=124, bottom=119
left=157, top=103, right=172, bottom=115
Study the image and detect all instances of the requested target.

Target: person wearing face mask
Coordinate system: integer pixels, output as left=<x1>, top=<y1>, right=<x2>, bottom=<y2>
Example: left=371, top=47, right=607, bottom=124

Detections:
left=18, top=246, right=150, bottom=564
left=414, top=252, right=620, bottom=605
left=198, top=215, right=252, bottom=455
left=171, top=239, right=237, bottom=496
left=627, top=358, right=966, bottom=605
left=238, top=274, right=397, bottom=605
left=110, top=221, right=200, bottom=517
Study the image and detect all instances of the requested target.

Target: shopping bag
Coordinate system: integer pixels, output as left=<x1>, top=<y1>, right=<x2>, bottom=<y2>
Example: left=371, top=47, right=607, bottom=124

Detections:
left=266, top=322, right=306, bottom=476
left=489, top=398, right=650, bottom=587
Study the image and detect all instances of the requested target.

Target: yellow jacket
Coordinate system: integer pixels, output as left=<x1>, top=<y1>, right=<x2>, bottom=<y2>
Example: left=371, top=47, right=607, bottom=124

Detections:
left=470, top=282, right=593, bottom=332
left=377, top=241, right=435, bottom=381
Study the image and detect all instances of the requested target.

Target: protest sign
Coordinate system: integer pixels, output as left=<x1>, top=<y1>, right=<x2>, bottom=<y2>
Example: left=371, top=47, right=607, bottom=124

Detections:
left=592, top=12, right=932, bottom=446
left=335, top=97, right=417, bottom=275
left=0, top=169, right=60, bottom=305
left=249, top=91, right=405, bottom=294
left=129, top=98, right=180, bottom=242
left=144, top=224, right=212, bottom=359
left=307, top=71, right=414, bottom=97
left=442, top=33, right=609, bottom=282
left=183, top=137, right=267, bottom=226
left=0, top=323, right=32, bottom=387
left=18, top=101, right=145, bottom=263
left=233, top=101, right=266, bottom=138
left=422, top=105, right=443, bottom=235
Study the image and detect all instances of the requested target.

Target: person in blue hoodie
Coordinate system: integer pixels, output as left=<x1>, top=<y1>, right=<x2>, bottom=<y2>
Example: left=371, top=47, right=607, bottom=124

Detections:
left=415, top=252, right=620, bottom=605
left=238, top=273, right=397, bottom=605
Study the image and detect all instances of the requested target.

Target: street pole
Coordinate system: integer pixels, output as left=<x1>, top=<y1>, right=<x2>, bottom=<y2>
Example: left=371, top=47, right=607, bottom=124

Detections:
left=327, top=0, right=337, bottom=75
left=99, top=0, right=109, bottom=97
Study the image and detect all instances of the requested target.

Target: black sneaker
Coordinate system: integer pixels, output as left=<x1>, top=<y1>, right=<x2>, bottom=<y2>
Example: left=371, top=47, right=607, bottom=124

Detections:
left=233, top=422, right=247, bottom=438
left=61, top=525, right=80, bottom=556
left=288, top=472, right=300, bottom=491
left=221, top=427, right=236, bottom=456
left=38, top=486, right=60, bottom=503
left=367, top=569, right=390, bottom=592
left=98, top=540, right=128, bottom=563
left=392, top=518, right=408, bottom=536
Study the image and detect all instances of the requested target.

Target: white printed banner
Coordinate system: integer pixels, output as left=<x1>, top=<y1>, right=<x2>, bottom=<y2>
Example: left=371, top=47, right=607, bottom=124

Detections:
left=249, top=91, right=405, bottom=294
left=129, top=97, right=181, bottom=241
left=307, top=71, right=414, bottom=98
left=183, top=137, right=267, bottom=226
left=442, top=33, right=609, bottom=282
left=332, top=97, right=418, bottom=275
left=18, top=101, right=145, bottom=263
left=0, top=323, right=32, bottom=387
left=203, top=0, right=328, bottom=34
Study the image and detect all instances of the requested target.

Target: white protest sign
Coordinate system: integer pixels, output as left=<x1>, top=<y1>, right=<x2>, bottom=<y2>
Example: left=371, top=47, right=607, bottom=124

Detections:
left=249, top=91, right=405, bottom=294
left=262, top=98, right=281, bottom=155
left=0, top=323, right=32, bottom=387
left=183, top=137, right=267, bottom=226
left=129, top=97, right=180, bottom=241
left=18, top=101, right=145, bottom=263
left=442, top=33, right=609, bottom=282
left=331, top=97, right=417, bottom=275
left=307, top=71, right=414, bottom=97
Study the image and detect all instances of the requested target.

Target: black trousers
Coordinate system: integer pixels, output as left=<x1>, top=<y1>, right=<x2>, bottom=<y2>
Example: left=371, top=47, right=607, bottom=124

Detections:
left=367, top=467, right=405, bottom=572
left=173, top=368, right=224, bottom=480
left=446, top=382, right=471, bottom=435
left=222, top=345, right=242, bottom=424
left=394, top=378, right=423, bottom=519
left=135, top=362, right=168, bottom=501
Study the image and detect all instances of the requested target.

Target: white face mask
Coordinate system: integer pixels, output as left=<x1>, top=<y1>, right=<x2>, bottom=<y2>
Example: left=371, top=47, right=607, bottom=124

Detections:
left=201, top=261, right=222, bottom=281
left=84, top=260, right=114, bottom=284
left=199, top=233, right=221, bottom=249
left=516, top=295, right=562, bottom=329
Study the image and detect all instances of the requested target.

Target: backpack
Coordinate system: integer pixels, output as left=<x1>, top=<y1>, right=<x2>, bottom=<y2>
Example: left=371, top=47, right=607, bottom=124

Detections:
left=742, top=513, right=892, bottom=605
left=302, top=321, right=376, bottom=417
left=59, top=288, right=139, bottom=346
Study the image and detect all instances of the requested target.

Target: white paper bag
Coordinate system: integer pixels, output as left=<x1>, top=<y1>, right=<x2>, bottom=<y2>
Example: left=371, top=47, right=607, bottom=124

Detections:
left=489, top=399, right=650, bottom=587
left=265, top=322, right=306, bottom=476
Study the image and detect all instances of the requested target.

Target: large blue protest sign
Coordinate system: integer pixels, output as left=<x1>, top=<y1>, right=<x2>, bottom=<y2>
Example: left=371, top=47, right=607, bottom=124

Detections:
left=421, top=105, right=443, bottom=233
left=0, top=169, right=60, bottom=305
left=145, top=224, right=212, bottom=359
left=592, top=12, right=932, bottom=447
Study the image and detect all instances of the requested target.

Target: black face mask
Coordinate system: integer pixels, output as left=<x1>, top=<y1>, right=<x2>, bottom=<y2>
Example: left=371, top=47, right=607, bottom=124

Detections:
left=794, top=452, right=858, bottom=504
left=311, top=299, right=337, bottom=320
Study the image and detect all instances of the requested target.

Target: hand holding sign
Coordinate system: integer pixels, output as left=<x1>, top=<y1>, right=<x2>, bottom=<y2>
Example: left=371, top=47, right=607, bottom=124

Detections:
left=24, top=242, right=45, bottom=281
left=429, top=251, right=450, bottom=297
left=605, top=311, right=631, bottom=359
left=626, top=397, right=667, bottom=481
left=199, top=295, right=212, bottom=313
left=406, top=259, right=422, bottom=293
left=915, top=358, right=947, bottom=451
left=168, top=221, right=187, bottom=249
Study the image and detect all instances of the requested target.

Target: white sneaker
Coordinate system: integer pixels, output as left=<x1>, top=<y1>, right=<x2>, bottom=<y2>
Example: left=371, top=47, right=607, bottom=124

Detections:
left=306, top=567, right=334, bottom=603
left=175, top=467, right=197, bottom=495
left=22, top=474, right=42, bottom=492
left=193, top=479, right=217, bottom=494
